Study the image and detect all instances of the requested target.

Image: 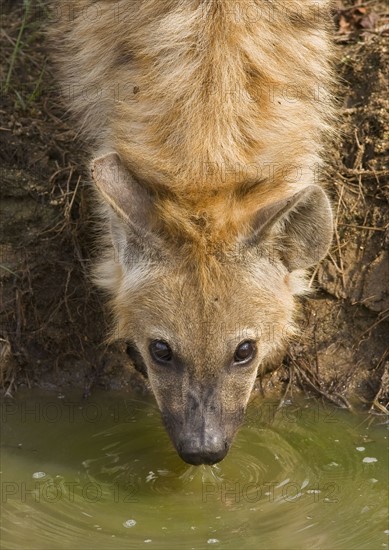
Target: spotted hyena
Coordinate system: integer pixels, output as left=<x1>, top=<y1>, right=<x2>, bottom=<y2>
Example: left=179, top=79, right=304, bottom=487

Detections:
left=53, top=0, right=334, bottom=464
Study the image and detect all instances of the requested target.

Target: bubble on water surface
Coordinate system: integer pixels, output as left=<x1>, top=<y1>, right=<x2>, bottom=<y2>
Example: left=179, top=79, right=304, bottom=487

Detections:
left=356, top=447, right=365, bottom=452
left=363, top=457, right=378, bottom=463
left=123, top=519, right=137, bottom=528
left=32, top=471, right=46, bottom=479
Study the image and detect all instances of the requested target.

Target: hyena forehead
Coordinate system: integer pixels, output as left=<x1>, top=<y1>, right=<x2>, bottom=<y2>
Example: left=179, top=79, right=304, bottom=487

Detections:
left=116, top=254, right=297, bottom=346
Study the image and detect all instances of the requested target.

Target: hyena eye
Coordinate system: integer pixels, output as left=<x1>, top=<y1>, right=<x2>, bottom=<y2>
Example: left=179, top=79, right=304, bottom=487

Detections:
left=234, top=341, right=256, bottom=364
left=149, top=340, right=173, bottom=363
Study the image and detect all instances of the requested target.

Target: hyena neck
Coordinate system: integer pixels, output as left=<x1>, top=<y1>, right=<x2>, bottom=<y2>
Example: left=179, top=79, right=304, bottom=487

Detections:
left=60, top=0, right=334, bottom=196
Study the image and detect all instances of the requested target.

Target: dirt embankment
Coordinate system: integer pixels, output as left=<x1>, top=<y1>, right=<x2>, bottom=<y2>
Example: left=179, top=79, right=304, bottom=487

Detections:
left=0, top=1, right=388, bottom=410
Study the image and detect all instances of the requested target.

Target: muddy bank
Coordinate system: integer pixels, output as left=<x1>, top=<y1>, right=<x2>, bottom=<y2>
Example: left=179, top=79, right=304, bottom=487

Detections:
left=0, top=1, right=388, bottom=409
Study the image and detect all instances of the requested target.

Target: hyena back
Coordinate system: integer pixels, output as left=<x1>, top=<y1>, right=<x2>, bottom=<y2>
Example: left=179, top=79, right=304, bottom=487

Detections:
left=53, top=0, right=334, bottom=464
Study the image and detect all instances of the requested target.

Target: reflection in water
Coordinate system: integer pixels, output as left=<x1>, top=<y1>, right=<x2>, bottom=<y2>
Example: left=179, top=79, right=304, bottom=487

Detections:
left=1, top=391, right=388, bottom=549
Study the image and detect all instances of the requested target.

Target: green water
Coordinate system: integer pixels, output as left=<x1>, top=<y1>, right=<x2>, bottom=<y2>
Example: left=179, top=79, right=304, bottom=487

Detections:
left=0, top=391, right=387, bottom=550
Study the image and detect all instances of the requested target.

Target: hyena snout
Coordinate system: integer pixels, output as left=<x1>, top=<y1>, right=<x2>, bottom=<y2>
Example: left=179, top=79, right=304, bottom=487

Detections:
left=177, top=431, right=229, bottom=466
left=163, top=398, right=243, bottom=465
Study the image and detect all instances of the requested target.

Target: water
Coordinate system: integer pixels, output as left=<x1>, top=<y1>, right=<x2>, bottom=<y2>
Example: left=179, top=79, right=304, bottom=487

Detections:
left=1, top=391, right=387, bottom=550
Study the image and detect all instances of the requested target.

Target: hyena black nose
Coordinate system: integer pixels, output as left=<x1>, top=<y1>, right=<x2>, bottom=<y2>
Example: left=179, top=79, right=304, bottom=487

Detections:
left=178, top=436, right=229, bottom=465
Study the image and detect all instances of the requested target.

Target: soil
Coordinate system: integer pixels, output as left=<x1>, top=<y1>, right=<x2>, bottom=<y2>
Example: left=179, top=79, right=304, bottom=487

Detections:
left=0, top=0, right=388, bottom=411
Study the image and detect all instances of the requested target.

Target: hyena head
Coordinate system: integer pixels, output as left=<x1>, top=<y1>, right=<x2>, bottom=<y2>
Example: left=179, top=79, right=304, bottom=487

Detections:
left=92, top=153, right=333, bottom=465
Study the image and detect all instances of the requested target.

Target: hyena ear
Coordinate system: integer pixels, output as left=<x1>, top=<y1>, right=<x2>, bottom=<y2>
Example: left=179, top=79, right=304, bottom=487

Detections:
left=247, top=185, right=333, bottom=270
left=91, top=152, right=158, bottom=245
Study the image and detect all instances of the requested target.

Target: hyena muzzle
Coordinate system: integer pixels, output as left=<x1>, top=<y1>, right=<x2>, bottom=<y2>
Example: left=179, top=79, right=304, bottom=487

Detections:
left=53, top=0, right=335, bottom=465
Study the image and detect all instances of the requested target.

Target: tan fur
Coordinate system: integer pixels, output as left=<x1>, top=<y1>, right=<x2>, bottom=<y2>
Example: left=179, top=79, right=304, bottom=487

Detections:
left=52, top=0, right=336, bottom=462
left=52, top=0, right=334, bottom=222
